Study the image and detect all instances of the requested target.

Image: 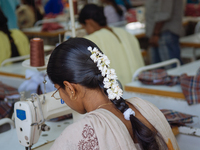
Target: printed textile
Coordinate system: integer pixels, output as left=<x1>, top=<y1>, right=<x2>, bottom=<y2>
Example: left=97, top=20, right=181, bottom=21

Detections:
left=160, top=109, right=195, bottom=126
left=138, top=69, right=179, bottom=86
left=0, top=82, right=18, bottom=100
left=180, top=67, right=200, bottom=105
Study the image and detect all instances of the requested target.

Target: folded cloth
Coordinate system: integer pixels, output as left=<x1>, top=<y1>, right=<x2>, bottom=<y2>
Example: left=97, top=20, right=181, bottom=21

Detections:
left=41, top=13, right=64, bottom=32
left=180, top=68, right=200, bottom=105
left=138, top=69, right=180, bottom=86
left=41, top=22, right=63, bottom=32
left=160, top=109, right=195, bottom=126
left=0, top=82, right=19, bottom=100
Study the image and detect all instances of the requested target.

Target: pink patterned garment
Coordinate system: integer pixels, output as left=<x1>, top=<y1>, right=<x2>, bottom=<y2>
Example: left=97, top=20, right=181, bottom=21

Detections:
left=78, top=124, right=99, bottom=150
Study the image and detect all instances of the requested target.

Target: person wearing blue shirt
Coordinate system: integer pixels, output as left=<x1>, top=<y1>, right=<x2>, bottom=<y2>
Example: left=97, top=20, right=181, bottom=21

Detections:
left=0, top=0, right=20, bottom=29
left=44, top=0, right=63, bottom=14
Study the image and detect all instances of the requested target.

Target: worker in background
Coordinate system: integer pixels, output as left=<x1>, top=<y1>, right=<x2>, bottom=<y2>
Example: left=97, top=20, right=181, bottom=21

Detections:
left=0, top=8, right=29, bottom=65
left=78, top=4, right=144, bottom=87
left=145, top=0, right=183, bottom=68
left=44, top=0, right=64, bottom=15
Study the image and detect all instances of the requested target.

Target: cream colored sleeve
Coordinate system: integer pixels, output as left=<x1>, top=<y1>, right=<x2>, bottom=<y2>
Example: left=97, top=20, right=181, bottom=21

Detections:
left=0, top=31, right=11, bottom=65
left=11, top=29, right=30, bottom=56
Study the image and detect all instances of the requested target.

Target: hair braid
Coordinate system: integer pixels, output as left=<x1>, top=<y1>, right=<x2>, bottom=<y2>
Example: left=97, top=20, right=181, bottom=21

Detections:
left=0, top=9, right=19, bottom=57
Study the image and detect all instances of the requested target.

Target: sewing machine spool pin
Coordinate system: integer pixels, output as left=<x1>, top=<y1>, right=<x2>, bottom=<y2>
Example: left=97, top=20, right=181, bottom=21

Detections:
left=42, top=75, right=47, bottom=104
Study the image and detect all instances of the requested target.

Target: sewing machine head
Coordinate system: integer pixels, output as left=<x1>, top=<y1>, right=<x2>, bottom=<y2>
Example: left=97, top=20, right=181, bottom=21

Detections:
left=14, top=92, right=81, bottom=149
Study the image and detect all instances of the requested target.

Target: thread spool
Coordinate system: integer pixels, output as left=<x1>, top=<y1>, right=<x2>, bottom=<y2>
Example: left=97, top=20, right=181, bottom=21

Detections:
left=30, top=38, right=45, bottom=67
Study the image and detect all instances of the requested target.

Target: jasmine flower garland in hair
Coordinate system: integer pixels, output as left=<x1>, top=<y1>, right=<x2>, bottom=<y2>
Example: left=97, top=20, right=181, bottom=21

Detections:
left=88, top=46, right=123, bottom=100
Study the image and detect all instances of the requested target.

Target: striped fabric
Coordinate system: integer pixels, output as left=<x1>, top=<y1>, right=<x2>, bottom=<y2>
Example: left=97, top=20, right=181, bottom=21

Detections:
left=160, top=109, right=195, bottom=126
left=138, top=69, right=180, bottom=86
left=180, top=68, right=200, bottom=105
left=0, top=82, right=19, bottom=100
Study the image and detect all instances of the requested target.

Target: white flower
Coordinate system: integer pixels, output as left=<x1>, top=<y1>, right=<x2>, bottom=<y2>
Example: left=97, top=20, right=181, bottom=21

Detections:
left=107, top=69, right=117, bottom=80
left=93, top=47, right=98, bottom=53
left=107, top=89, right=116, bottom=100
left=88, top=46, right=92, bottom=51
left=87, top=46, right=123, bottom=100
left=90, top=53, right=98, bottom=62
left=103, top=78, right=111, bottom=88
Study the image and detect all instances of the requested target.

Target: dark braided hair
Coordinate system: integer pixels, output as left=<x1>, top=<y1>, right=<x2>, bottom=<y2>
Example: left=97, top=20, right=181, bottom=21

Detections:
left=0, top=9, right=19, bottom=57
left=47, top=37, right=167, bottom=150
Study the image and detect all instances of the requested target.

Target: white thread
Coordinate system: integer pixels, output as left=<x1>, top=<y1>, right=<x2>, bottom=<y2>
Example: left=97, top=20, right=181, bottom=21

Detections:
left=123, top=108, right=135, bottom=120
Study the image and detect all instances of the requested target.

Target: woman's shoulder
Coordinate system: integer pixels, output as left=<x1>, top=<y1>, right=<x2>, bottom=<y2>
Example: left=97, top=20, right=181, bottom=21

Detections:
left=126, top=97, right=165, bottom=118
left=127, top=97, right=158, bottom=109
left=50, top=110, right=114, bottom=150
left=54, top=109, right=119, bottom=138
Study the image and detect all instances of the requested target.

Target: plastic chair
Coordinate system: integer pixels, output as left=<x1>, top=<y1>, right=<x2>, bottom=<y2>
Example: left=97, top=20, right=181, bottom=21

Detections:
left=1, top=54, right=30, bottom=67
left=132, top=58, right=180, bottom=81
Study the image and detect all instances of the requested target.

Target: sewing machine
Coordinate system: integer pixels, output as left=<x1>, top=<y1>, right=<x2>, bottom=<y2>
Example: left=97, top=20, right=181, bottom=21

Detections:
left=14, top=91, right=83, bottom=150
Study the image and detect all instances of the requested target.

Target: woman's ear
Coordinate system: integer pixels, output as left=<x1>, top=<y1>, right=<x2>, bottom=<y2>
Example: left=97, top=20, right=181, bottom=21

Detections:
left=63, top=81, right=76, bottom=97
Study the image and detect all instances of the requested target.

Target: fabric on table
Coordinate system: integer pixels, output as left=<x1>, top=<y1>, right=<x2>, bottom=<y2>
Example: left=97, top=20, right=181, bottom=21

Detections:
left=125, top=8, right=137, bottom=23
left=160, top=109, right=195, bottom=126
left=0, top=82, right=19, bottom=119
left=0, top=101, right=13, bottom=119
left=41, top=22, right=63, bottom=32
left=180, top=67, right=200, bottom=105
left=0, top=82, right=19, bottom=100
left=138, top=69, right=180, bottom=86
left=41, top=13, right=64, bottom=32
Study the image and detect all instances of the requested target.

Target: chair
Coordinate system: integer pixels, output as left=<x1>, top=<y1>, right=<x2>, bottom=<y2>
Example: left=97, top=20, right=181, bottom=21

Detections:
left=1, top=54, right=30, bottom=67
left=132, top=58, right=180, bottom=81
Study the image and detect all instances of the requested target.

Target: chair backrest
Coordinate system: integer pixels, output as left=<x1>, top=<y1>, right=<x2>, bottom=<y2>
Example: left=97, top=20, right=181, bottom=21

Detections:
left=132, top=58, right=181, bottom=81
left=1, top=54, right=30, bottom=67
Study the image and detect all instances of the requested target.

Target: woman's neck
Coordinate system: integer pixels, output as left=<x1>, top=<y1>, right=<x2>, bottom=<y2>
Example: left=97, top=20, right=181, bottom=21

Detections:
left=82, top=88, right=111, bottom=112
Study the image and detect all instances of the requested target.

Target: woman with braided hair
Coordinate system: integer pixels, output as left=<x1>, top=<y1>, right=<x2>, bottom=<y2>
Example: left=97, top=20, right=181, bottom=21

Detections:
left=0, top=8, right=29, bottom=65
left=47, top=37, right=179, bottom=150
